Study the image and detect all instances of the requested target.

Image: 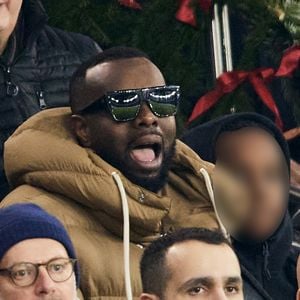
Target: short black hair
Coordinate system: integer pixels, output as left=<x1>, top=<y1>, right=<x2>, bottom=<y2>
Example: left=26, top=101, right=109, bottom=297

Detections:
left=69, top=47, right=149, bottom=112
left=140, top=227, right=231, bottom=298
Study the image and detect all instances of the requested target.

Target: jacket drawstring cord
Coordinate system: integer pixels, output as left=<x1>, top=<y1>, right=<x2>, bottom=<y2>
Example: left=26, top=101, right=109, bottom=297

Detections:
left=262, top=241, right=272, bottom=280
left=112, top=172, right=133, bottom=300
left=200, top=168, right=230, bottom=239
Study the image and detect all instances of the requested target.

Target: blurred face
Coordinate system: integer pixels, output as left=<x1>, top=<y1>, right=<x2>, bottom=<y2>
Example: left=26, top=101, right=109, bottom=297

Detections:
left=0, top=238, right=77, bottom=300
left=0, top=0, right=22, bottom=34
left=72, top=58, right=176, bottom=192
left=215, top=127, right=288, bottom=241
left=141, top=240, right=243, bottom=300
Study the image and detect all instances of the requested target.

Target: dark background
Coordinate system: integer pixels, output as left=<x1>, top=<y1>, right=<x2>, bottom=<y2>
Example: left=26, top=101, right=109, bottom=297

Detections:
left=41, top=0, right=300, bottom=144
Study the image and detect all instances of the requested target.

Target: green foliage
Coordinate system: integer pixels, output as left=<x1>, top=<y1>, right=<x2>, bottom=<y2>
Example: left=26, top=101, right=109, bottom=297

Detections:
left=42, top=0, right=299, bottom=132
left=267, top=0, right=300, bottom=42
left=42, top=0, right=216, bottom=133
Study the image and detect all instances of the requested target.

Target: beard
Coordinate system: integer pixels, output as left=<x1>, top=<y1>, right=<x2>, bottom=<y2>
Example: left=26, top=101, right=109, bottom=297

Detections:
left=101, top=140, right=176, bottom=193
left=124, top=141, right=176, bottom=192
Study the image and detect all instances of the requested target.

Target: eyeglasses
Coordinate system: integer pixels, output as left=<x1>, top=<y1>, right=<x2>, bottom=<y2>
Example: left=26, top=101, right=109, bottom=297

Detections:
left=79, top=85, right=180, bottom=122
left=0, top=257, right=77, bottom=287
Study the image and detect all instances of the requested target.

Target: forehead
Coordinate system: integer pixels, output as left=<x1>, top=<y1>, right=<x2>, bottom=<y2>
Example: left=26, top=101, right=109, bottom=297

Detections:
left=0, top=238, right=68, bottom=267
left=86, top=57, right=165, bottom=93
left=166, top=241, right=241, bottom=281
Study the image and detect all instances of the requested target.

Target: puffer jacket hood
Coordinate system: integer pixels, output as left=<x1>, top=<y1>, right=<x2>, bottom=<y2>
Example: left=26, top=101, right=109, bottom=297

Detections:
left=5, top=107, right=222, bottom=241
left=181, top=112, right=297, bottom=300
left=2, top=107, right=250, bottom=299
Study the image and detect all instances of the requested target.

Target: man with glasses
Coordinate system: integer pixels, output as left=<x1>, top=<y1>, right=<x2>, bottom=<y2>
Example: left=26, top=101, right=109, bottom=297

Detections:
left=0, top=203, right=80, bottom=300
left=1, top=47, right=248, bottom=299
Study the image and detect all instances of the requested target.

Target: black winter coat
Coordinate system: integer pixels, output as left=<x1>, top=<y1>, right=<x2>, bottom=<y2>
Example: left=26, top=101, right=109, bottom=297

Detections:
left=0, top=0, right=100, bottom=199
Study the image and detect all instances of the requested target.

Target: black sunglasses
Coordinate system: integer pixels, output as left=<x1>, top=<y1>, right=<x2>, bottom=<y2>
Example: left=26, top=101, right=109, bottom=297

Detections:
left=79, top=85, right=180, bottom=122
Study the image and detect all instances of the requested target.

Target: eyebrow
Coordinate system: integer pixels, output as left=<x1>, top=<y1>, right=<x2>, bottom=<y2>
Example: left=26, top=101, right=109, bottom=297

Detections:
left=179, top=277, right=214, bottom=291
left=225, top=276, right=243, bottom=285
left=179, top=276, right=242, bottom=291
left=2, top=256, right=70, bottom=269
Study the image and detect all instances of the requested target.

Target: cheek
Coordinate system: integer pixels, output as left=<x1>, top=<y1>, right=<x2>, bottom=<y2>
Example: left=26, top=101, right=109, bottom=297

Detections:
left=0, top=0, right=22, bottom=31
left=250, top=182, right=286, bottom=231
left=89, top=119, right=129, bottom=154
left=0, top=5, right=10, bottom=31
left=252, top=181, right=286, bottom=214
left=61, top=277, right=77, bottom=299
left=0, top=285, right=31, bottom=300
left=268, top=183, right=287, bottom=214
left=7, top=0, right=22, bottom=20
left=160, top=117, right=176, bottom=143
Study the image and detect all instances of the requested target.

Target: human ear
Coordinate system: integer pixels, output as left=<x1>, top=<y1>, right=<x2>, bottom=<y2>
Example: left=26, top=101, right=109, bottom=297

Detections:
left=139, top=293, right=160, bottom=300
left=71, top=114, right=92, bottom=147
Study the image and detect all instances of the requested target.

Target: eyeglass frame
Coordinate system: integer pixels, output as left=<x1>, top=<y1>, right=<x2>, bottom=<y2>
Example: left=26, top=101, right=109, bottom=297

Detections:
left=0, top=257, right=77, bottom=287
left=78, top=85, right=181, bottom=122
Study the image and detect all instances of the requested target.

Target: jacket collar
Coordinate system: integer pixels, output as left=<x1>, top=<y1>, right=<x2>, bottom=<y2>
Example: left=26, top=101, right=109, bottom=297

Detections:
left=22, top=0, right=48, bottom=36
left=233, top=212, right=293, bottom=277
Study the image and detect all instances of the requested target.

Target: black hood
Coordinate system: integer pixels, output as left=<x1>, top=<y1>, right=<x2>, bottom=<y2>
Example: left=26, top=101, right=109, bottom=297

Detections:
left=181, top=112, right=290, bottom=174
left=22, top=0, right=48, bottom=40
left=181, top=113, right=296, bottom=299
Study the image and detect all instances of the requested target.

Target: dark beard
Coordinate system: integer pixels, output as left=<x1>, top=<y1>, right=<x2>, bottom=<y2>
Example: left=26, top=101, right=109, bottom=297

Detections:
left=102, top=141, right=176, bottom=193
left=124, top=141, right=176, bottom=192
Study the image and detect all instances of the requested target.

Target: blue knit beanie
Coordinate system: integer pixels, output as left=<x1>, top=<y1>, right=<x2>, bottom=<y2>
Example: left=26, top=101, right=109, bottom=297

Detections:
left=0, top=203, right=79, bottom=286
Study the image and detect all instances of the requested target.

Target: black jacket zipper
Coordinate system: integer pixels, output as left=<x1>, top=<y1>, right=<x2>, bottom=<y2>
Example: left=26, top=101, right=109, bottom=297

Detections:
left=36, top=90, right=47, bottom=109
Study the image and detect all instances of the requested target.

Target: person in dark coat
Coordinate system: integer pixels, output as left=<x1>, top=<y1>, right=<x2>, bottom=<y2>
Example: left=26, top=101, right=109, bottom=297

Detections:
left=181, top=113, right=297, bottom=300
left=0, top=0, right=101, bottom=199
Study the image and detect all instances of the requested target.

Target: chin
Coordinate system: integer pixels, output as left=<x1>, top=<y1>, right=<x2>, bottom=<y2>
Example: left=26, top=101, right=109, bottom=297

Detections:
left=125, top=171, right=166, bottom=193
left=232, top=227, right=274, bottom=244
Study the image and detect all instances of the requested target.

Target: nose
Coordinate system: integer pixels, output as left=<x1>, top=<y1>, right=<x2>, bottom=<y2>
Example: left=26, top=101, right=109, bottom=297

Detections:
left=34, top=267, right=56, bottom=295
left=212, top=289, right=229, bottom=300
left=133, top=102, right=158, bottom=128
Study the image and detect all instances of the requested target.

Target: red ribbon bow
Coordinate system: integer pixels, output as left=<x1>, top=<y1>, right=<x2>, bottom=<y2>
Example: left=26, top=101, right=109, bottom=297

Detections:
left=118, top=0, right=142, bottom=10
left=188, top=45, right=300, bottom=130
left=176, top=0, right=213, bottom=26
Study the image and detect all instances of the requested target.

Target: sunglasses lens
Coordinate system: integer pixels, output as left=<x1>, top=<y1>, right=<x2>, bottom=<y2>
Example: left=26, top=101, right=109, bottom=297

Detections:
left=149, top=101, right=177, bottom=116
left=149, top=87, right=179, bottom=117
left=111, top=105, right=139, bottom=121
left=107, top=86, right=180, bottom=121
left=109, top=92, right=140, bottom=121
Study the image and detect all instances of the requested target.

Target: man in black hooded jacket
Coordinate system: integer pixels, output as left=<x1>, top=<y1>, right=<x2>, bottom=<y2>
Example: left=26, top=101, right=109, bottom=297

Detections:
left=181, top=113, right=297, bottom=300
left=0, top=0, right=101, bottom=199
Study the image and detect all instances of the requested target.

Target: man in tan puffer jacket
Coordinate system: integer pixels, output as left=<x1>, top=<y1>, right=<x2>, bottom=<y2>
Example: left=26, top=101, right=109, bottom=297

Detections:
left=1, top=47, right=249, bottom=299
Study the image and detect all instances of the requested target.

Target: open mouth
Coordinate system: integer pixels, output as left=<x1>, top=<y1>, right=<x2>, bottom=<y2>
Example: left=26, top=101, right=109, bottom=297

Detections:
left=131, top=142, right=161, bottom=163
left=129, top=135, right=163, bottom=170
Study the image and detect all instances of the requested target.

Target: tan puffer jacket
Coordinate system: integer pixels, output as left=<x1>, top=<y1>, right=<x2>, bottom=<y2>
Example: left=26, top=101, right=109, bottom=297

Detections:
left=1, top=108, right=246, bottom=299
